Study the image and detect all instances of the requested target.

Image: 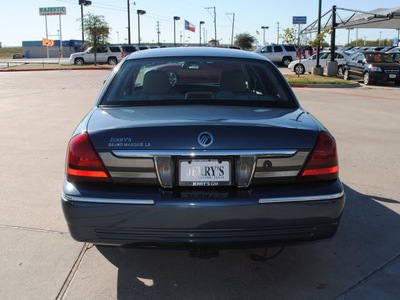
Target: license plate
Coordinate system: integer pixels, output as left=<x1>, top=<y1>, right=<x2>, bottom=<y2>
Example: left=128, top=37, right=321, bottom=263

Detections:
left=389, top=74, right=396, bottom=79
left=179, top=159, right=230, bottom=186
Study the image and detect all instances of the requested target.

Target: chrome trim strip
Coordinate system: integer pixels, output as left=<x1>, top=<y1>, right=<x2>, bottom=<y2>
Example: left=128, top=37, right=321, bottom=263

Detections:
left=99, top=152, right=155, bottom=168
left=254, top=170, right=300, bottom=178
left=109, top=171, right=157, bottom=179
left=112, top=149, right=297, bottom=158
left=259, top=191, right=344, bottom=204
left=62, top=193, right=154, bottom=205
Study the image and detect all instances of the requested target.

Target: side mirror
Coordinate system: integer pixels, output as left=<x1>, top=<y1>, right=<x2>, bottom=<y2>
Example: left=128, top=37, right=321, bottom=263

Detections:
left=357, top=60, right=363, bottom=64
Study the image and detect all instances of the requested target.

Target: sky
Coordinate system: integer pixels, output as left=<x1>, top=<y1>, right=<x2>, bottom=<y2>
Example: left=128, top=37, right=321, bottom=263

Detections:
left=1, top=0, right=399, bottom=47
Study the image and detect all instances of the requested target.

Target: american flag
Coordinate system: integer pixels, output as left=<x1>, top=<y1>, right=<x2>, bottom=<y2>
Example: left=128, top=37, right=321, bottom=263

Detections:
left=185, top=20, right=195, bottom=32
left=256, top=30, right=260, bottom=35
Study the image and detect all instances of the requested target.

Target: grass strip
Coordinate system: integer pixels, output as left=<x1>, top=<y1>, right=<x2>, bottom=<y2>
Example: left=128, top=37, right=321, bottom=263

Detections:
left=284, top=74, right=355, bottom=84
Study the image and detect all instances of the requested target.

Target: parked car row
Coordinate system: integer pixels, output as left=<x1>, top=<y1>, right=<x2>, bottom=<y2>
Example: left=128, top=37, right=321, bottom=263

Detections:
left=339, top=46, right=400, bottom=53
left=279, top=44, right=400, bottom=85
left=69, top=44, right=166, bottom=65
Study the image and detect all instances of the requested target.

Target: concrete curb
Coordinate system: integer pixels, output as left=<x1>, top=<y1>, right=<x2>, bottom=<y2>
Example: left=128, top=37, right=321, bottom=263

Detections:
left=290, top=83, right=360, bottom=88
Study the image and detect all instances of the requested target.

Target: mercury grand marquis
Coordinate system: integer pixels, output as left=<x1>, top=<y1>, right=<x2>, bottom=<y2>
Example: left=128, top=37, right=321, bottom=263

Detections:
left=62, top=47, right=345, bottom=252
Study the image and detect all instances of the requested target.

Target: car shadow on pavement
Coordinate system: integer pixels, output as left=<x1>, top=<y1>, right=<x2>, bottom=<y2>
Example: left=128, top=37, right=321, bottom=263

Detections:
left=96, top=184, right=400, bottom=299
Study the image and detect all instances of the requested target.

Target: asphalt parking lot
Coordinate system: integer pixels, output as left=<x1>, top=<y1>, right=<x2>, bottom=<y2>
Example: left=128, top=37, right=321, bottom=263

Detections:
left=0, top=70, right=399, bottom=300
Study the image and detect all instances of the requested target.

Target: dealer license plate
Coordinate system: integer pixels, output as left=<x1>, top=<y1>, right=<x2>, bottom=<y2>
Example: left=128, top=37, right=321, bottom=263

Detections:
left=179, top=159, right=231, bottom=186
left=389, top=74, right=396, bottom=79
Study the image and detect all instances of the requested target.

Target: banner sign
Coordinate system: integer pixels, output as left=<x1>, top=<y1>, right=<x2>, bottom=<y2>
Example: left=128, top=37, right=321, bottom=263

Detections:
left=43, top=38, right=55, bottom=47
left=293, top=16, right=307, bottom=24
left=39, top=7, right=66, bottom=16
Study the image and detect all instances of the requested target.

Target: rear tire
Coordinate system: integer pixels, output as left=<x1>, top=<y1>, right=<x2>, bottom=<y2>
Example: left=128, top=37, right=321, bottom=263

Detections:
left=363, top=72, right=372, bottom=85
left=294, top=64, right=305, bottom=74
left=74, top=58, right=84, bottom=66
left=108, top=57, right=118, bottom=65
left=282, top=57, right=292, bottom=67
left=343, top=69, right=350, bottom=81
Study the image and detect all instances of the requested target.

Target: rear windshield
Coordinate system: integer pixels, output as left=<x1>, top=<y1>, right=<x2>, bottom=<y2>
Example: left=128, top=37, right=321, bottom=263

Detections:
left=109, top=46, right=121, bottom=52
left=100, top=57, right=296, bottom=108
left=122, top=46, right=136, bottom=53
left=284, top=45, right=296, bottom=52
left=365, top=53, right=395, bottom=63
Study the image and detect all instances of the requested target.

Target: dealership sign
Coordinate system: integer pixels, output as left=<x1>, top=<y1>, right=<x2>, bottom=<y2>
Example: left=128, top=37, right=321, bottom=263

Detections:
left=39, top=7, right=66, bottom=16
left=293, top=16, right=307, bottom=25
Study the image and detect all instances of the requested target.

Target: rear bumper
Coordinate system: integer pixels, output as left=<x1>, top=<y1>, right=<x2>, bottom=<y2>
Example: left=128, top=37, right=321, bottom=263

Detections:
left=62, top=179, right=345, bottom=248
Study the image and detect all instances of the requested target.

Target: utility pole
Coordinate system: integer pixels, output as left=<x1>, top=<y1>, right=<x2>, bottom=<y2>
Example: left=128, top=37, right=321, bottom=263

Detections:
left=276, top=22, right=280, bottom=44
left=226, top=13, right=235, bottom=46
left=156, top=21, right=161, bottom=45
left=205, top=7, right=217, bottom=46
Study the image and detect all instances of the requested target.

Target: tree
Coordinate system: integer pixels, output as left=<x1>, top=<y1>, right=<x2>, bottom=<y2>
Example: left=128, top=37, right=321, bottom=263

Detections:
left=308, top=29, right=331, bottom=48
left=234, top=33, right=256, bottom=50
left=83, top=13, right=111, bottom=65
left=279, top=28, right=297, bottom=44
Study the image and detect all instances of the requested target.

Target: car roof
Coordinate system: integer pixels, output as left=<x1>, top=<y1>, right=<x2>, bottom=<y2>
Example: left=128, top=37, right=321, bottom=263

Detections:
left=125, top=47, right=269, bottom=61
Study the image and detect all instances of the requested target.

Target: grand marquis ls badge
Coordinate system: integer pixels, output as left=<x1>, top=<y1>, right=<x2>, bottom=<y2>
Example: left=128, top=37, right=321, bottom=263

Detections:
left=198, top=131, right=213, bottom=147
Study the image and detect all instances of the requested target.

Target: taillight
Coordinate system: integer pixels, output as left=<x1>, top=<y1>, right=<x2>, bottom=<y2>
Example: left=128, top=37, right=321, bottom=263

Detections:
left=298, top=131, right=338, bottom=182
left=66, top=132, right=111, bottom=184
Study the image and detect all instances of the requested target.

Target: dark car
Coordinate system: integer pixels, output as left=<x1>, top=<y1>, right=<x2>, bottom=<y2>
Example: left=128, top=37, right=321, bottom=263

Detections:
left=343, top=51, right=400, bottom=85
left=388, top=51, right=400, bottom=64
left=62, top=47, right=345, bottom=253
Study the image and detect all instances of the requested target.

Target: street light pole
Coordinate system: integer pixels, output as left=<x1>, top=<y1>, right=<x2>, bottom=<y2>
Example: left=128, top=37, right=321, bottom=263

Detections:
left=79, top=0, right=92, bottom=51
left=199, top=21, right=205, bottom=46
left=226, top=13, right=235, bottom=46
left=261, top=26, right=269, bottom=45
left=127, top=0, right=131, bottom=44
left=174, top=16, right=180, bottom=46
left=137, top=10, right=146, bottom=45
left=81, top=5, right=84, bottom=49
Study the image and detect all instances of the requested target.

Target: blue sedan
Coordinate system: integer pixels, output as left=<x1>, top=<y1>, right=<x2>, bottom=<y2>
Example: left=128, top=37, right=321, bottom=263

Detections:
left=62, top=47, right=345, bottom=252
